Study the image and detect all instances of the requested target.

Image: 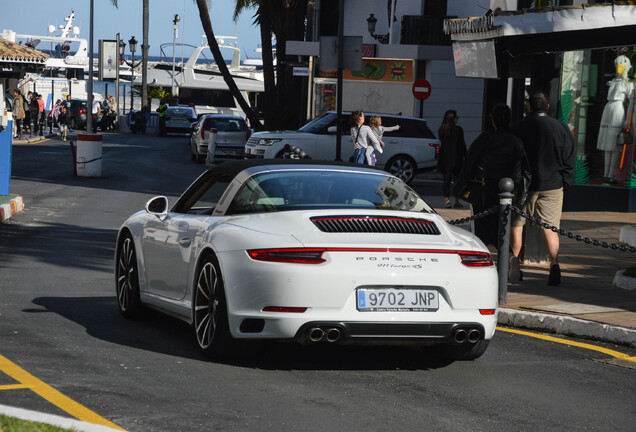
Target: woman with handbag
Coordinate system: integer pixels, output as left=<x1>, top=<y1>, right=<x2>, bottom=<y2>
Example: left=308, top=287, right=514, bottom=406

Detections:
left=437, top=110, right=467, bottom=208
left=454, top=103, right=529, bottom=248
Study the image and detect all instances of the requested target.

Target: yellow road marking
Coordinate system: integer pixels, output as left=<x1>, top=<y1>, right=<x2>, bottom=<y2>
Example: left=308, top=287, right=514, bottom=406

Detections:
left=0, top=384, right=29, bottom=390
left=497, top=327, right=636, bottom=363
left=0, top=354, right=125, bottom=430
left=13, top=137, right=53, bottom=145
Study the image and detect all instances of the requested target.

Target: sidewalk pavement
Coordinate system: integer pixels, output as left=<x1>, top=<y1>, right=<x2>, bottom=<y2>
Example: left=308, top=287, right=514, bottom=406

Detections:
left=1, top=132, right=57, bottom=222
left=436, top=202, right=636, bottom=348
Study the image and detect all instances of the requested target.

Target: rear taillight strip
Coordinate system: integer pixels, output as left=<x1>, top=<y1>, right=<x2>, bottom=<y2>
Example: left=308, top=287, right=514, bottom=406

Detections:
left=247, top=248, right=494, bottom=266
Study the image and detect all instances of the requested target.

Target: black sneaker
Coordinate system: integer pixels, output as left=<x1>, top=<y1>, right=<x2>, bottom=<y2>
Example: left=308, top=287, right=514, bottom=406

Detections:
left=508, top=255, right=521, bottom=283
left=548, top=263, right=561, bottom=286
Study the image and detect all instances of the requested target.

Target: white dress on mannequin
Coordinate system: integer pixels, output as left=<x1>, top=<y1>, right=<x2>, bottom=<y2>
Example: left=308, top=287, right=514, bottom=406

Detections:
left=596, top=79, right=631, bottom=151
left=596, top=55, right=634, bottom=180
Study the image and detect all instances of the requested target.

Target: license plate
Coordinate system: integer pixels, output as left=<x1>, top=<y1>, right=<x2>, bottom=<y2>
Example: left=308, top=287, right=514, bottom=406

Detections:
left=356, top=288, right=439, bottom=312
left=215, top=149, right=240, bottom=156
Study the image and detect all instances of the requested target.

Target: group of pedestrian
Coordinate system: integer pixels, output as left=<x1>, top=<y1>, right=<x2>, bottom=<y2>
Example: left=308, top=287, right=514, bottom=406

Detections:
left=11, top=92, right=74, bottom=141
left=11, top=90, right=45, bottom=139
left=349, top=111, right=400, bottom=166
left=443, top=92, right=575, bottom=286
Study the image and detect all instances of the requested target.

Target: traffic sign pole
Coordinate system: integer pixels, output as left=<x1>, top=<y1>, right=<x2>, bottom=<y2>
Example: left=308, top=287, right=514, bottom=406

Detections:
left=412, top=79, right=431, bottom=119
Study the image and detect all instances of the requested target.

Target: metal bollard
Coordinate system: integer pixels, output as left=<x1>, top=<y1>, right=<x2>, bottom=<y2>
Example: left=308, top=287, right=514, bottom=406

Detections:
left=497, top=178, right=514, bottom=305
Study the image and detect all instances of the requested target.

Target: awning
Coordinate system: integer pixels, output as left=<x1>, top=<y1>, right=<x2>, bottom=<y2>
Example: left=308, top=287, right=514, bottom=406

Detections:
left=0, top=37, right=48, bottom=77
left=445, top=4, right=636, bottom=56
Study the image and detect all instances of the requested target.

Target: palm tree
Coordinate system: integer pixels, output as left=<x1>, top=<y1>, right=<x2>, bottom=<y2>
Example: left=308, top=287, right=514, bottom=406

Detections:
left=194, top=0, right=263, bottom=129
left=233, top=0, right=308, bottom=130
left=233, top=0, right=280, bottom=129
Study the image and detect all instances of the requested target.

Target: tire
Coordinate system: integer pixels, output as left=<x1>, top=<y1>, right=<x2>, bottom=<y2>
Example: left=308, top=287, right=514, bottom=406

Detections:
left=193, top=255, right=234, bottom=358
left=190, top=142, right=196, bottom=162
left=385, top=155, right=416, bottom=183
left=69, top=117, right=77, bottom=130
left=116, top=234, right=142, bottom=318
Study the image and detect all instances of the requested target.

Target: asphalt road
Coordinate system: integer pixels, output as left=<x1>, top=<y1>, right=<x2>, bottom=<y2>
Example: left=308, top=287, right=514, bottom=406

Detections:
left=1, top=133, right=635, bottom=432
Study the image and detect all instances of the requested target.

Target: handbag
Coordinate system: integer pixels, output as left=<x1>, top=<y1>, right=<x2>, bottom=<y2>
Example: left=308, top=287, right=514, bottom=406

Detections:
left=618, top=131, right=633, bottom=145
left=458, top=165, right=486, bottom=207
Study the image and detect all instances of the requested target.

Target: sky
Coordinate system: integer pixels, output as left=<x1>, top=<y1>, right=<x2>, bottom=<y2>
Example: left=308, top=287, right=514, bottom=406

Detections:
left=0, top=0, right=262, bottom=61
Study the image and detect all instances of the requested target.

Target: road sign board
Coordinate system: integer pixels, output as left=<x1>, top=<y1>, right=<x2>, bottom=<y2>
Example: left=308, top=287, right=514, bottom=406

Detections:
left=412, top=79, right=431, bottom=101
left=293, top=67, right=309, bottom=77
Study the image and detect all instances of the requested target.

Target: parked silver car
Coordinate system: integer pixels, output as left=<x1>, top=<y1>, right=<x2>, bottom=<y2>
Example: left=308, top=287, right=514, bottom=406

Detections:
left=190, top=114, right=250, bottom=164
left=166, top=106, right=197, bottom=135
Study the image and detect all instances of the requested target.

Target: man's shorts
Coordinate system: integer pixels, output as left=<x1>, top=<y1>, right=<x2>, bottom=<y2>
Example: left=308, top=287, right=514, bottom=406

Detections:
left=512, top=188, right=563, bottom=229
left=60, top=124, right=68, bottom=131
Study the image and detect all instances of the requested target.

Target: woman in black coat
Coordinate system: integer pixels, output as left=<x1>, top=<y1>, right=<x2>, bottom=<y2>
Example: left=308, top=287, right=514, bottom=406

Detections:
left=455, top=103, right=529, bottom=248
left=437, top=110, right=467, bottom=208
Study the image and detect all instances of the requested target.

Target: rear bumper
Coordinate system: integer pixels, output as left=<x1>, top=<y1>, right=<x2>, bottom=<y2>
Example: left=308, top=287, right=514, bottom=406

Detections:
left=293, top=321, right=486, bottom=343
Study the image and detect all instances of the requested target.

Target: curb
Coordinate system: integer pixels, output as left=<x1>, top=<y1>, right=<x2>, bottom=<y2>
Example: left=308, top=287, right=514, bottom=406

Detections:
left=498, top=308, right=636, bottom=348
left=0, top=196, right=24, bottom=222
left=0, top=404, right=124, bottom=432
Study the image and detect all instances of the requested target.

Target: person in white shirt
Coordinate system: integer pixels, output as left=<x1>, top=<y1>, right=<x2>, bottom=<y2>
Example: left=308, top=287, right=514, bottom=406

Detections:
left=350, top=111, right=382, bottom=166
left=91, top=95, right=101, bottom=133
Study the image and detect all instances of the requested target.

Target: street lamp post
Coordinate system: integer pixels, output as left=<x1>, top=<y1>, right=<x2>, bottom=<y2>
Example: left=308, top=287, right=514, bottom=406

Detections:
left=87, top=0, right=95, bottom=134
left=366, top=14, right=389, bottom=44
left=117, top=37, right=126, bottom=114
left=128, top=36, right=138, bottom=112
left=172, top=14, right=180, bottom=102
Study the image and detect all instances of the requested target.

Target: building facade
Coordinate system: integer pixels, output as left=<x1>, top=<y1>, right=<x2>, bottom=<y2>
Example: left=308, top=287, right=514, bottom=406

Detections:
left=309, top=0, right=488, bottom=145
left=445, top=0, right=636, bottom=211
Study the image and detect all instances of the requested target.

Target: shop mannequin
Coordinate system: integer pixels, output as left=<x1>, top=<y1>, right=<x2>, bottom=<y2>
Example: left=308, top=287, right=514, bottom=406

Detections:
left=596, top=55, right=635, bottom=182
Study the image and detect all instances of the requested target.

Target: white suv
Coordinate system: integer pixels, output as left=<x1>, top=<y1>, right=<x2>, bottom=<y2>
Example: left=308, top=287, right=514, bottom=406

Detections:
left=244, top=111, right=440, bottom=183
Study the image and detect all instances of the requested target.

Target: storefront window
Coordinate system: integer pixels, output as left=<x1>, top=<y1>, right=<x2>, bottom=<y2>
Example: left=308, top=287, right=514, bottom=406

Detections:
left=558, top=47, right=636, bottom=187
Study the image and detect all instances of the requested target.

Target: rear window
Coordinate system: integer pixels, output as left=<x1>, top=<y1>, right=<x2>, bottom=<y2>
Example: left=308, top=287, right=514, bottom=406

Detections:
left=227, top=170, right=433, bottom=215
left=168, top=107, right=195, bottom=117
left=206, top=117, right=246, bottom=132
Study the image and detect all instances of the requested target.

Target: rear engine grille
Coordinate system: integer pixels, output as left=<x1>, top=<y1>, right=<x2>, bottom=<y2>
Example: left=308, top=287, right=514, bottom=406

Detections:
left=310, top=216, right=440, bottom=235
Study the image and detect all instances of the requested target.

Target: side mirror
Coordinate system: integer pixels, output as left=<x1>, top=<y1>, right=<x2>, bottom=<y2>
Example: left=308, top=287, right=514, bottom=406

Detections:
left=327, top=126, right=337, bottom=133
left=145, top=196, right=169, bottom=221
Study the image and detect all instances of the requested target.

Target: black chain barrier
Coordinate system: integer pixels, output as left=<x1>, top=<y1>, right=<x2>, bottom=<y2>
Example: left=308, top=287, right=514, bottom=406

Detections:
left=446, top=205, right=498, bottom=226
left=508, top=205, right=636, bottom=253
left=446, top=204, right=636, bottom=254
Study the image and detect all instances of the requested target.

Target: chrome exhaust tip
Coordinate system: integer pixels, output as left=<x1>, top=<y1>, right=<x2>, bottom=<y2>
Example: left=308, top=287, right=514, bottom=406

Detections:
left=454, top=329, right=468, bottom=344
left=308, top=327, right=325, bottom=343
left=467, top=329, right=481, bottom=343
left=325, top=327, right=341, bottom=343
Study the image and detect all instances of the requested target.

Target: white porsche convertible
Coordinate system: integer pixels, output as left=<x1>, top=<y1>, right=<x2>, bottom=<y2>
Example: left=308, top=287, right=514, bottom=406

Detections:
left=115, top=160, right=498, bottom=360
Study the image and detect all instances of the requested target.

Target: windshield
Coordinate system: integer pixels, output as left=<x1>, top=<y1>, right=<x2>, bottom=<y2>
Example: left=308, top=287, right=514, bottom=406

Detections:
left=298, top=112, right=339, bottom=134
left=227, top=170, right=434, bottom=215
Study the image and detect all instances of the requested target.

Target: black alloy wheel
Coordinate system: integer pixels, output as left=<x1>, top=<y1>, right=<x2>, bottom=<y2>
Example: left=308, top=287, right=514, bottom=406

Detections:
left=193, top=255, right=233, bottom=357
left=116, top=235, right=142, bottom=318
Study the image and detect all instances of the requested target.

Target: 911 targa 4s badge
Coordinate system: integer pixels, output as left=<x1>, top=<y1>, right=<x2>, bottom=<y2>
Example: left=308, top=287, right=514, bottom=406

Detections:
left=115, top=160, right=498, bottom=360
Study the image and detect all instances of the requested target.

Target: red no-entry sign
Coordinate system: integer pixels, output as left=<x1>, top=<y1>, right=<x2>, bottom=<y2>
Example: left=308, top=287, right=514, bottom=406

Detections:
left=412, top=79, right=431, bottom=101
